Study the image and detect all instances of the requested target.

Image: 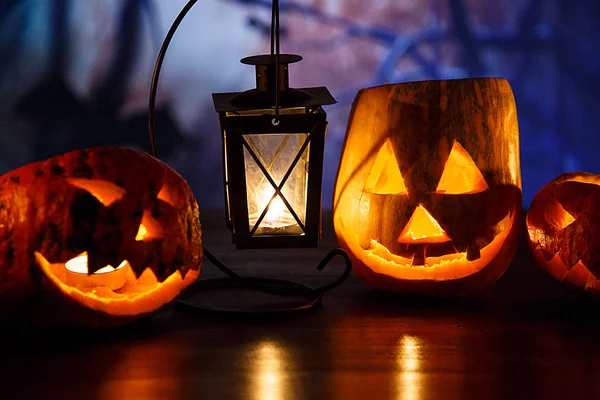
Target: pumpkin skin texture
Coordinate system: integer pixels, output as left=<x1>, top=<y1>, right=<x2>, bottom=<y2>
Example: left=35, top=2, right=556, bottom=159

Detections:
left=333, top=78, right=522, bottom=296
left=0, top=147, right=202, bottom=327
left=526, top=172, right=600, bottom=295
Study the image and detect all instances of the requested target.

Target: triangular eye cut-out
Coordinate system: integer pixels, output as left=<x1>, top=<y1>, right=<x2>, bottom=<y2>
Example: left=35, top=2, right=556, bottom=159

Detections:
left=545, top=200, right=576, bottom=231
left=157, top=183, right=179, bottom=207
left=364, top=139, right=407, bottom=195
left=436, top=141, right=488, bottom=194
left=67, top=178, right=126, bottom=206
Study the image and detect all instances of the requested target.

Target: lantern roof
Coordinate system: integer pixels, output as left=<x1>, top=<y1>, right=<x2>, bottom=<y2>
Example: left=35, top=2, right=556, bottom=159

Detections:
left=212, top=53, right=336, bottom=113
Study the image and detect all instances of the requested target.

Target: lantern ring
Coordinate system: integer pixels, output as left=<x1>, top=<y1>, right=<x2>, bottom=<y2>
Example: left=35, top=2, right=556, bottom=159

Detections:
left=177, top=247, right=352, bottom=314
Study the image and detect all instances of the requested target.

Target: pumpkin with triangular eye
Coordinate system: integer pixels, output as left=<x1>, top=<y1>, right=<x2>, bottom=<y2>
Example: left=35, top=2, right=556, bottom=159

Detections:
left=333, top=78, right=522, bottom=296
left=0, top=147, right=202, bottom=326
left=527, top=172, right=600, bottom=295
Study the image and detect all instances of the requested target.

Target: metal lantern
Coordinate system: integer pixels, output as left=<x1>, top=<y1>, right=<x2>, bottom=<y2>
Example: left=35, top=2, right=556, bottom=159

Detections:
left=212, top=54, right=336, bottom=249
left=145, top=0, right=351, bottom=315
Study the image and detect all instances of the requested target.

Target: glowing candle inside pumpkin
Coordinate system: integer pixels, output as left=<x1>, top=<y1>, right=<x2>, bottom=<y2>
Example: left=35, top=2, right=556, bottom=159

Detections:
left=65, top=253, right=129, bottom=291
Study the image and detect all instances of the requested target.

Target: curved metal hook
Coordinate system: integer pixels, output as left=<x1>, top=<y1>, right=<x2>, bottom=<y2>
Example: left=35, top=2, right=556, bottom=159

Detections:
left=313, top=248, right=352, bottom=293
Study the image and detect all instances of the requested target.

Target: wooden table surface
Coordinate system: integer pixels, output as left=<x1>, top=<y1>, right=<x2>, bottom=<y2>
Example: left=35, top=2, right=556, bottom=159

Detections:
left=2, top=210, right=599, bottom=400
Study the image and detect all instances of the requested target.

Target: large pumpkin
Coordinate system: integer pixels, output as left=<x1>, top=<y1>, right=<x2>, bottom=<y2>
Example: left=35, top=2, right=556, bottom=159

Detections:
left=526, top=172, right=600, bottom=295
left=0, top=147, right=202, bottom=326
left=333, top=78, right=522, bottom=296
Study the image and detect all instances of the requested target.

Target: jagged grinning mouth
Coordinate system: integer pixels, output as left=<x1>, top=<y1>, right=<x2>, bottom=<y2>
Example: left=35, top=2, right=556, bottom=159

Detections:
left=533, top=249, right=600, bottom=290
left=367, top=241, right=471, bottom=269
left=34, top=251, right=200, bottom=316
left=358, top=212, right=514, bottom=280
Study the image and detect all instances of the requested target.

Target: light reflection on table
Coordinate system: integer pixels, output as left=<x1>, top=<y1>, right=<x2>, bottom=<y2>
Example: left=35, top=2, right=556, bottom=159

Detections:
left=251, top=341, right=291, bottom=400
left=96, top=341, right=182, bottom=400
left=4, top=213, right=600, bottom=400
left=396, top=335, right=422, bottom=400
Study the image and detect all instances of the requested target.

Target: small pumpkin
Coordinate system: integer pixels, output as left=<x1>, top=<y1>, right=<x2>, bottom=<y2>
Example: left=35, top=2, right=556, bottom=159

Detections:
left=526, top=172, right=600, bottom=295
left=333, top=78, right=522, bottom=296
left=0, top=147, right=202, bottom=326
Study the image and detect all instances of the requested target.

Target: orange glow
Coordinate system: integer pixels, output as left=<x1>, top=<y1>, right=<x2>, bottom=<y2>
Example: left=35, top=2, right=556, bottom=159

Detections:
left=397, top=205, right=450, bottom=244
left=34, top=252, right=200, bottom=316
left=96, top=340, right=182, bottom=400
left=545, top=200, right=576, bottom=231
left=65, top=252, right=129, bottom=290
left=250, top=341, right=291, bottom=400
left=66, top=178, right=126, bottom=206
left=436, top=141, right=488, bottom=194
left=563, top=261, right=592, bottom=288
left=348, top=211, right=514, bottom=280
left=570, top=175, right=600, bottom=185
left=532, top=246, right=600, bottom=294
left=395, top=335, right=423, bottom=400
left=135, top=224, right=149, bottom=241
left=249, top=185, right=298, bottom=229
left=157, top=183, right=179, bottom=207
left=135, top=210, right=164, bottom=241
left=364, top=139, right=407, bottom=195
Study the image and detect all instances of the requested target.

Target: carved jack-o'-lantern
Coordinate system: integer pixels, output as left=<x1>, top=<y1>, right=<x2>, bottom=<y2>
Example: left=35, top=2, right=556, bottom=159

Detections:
left=0, top=147, right=202, bottom=326
left=527, top=172, right=600, bottom=295
left=333, top=78, right=522, bottom=296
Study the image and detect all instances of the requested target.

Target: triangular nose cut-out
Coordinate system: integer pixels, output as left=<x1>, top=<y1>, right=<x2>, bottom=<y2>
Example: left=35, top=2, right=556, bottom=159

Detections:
left=135, top=210, right=165, bottom=241
left=398, top=205, right=450, bottom=243
left=364, top=139, right=407, bottom=195
left=436, top=141, right=488, bottom=194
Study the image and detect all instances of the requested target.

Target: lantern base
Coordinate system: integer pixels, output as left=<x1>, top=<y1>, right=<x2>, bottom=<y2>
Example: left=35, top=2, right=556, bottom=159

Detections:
left=178, top=248, right=351, bottom=316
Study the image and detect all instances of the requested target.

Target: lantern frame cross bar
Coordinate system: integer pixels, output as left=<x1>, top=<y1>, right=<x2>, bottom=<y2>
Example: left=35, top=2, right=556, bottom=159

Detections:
left=246, top=134, right=290, bottom=201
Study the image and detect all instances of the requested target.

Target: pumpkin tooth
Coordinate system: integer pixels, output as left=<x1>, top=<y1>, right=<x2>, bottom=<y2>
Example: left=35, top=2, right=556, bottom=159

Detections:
left=86, top=250, right=118, bottom=275
left=466, top=244, right=481, bottom=261
left=412, top=247, right=426, bottom=266
left=476, top=235, right=492, bottom=249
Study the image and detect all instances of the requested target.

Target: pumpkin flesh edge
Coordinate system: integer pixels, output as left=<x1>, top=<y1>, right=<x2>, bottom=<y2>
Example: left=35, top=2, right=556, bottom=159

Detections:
left=34, top=251, right=199, bottom=316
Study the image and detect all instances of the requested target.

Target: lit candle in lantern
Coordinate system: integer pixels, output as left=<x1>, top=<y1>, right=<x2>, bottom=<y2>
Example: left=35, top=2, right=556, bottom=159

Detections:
left=248, top=186, right=299, bottom=235
left=65, top=252, right=129, bottom=290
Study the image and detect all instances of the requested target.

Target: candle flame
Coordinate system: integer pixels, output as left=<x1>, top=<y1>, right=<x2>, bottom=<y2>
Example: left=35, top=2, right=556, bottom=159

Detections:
left=257, top=186, right=287, bottom=224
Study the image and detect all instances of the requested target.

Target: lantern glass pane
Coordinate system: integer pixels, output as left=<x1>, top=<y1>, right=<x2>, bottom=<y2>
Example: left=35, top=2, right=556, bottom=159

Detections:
left=243, top=133, right=309, bottom=236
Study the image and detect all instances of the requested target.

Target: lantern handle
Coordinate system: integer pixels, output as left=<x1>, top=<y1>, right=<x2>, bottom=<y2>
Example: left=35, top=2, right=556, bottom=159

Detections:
left=201, top=247, right=351, bottom=294
left=312, top=248, right=352, bottom=293
left=148, top=0, right=198, bottom=159
left=271, top=0, right=281, bottom=121
left=148, top=0, right=285, bottom=156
